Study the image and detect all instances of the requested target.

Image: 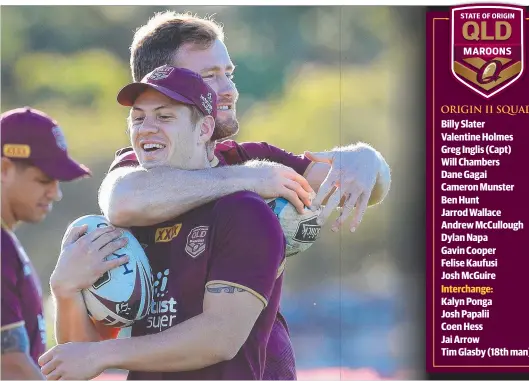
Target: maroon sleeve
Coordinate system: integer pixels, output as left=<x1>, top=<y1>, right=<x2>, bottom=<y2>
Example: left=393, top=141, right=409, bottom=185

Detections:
left=108, top=146, right=139, bottom=172
left=1, top=231, right=24, bottom=329
left=207, top=191, right=286, bottom=306
left=236, top=142, right=312, bottom=176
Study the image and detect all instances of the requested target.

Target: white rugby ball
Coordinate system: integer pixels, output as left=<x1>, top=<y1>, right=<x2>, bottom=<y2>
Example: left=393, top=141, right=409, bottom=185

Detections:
left=266, top=197, right=323, bottom=257
left=64, top=215, right=153, bottom=327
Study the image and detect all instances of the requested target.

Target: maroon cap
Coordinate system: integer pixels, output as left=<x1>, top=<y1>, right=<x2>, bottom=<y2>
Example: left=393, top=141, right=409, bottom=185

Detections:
left=1, top=107, right=91, bottom=181
left=117, top=66, right=217, bottom=119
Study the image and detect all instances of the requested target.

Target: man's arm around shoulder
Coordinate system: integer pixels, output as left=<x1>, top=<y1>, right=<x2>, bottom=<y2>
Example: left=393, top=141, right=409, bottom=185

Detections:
left=99, top=162, right=311, bottom=227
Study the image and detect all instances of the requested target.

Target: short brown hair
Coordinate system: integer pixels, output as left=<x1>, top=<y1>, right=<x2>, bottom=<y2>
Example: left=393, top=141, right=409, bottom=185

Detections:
left=131, top=11, right=224, bottom=82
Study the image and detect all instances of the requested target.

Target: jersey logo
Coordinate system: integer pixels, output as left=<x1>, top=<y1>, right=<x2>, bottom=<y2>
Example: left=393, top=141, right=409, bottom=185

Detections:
left=155, top=223, right=182, bottom=243
left=3, top=144, right=31, bottom=158
left=51, top=126, right=68, bottom=151
left=185, top=226, right=209, bottom=258
left=149, top=66, right=174, bottom=81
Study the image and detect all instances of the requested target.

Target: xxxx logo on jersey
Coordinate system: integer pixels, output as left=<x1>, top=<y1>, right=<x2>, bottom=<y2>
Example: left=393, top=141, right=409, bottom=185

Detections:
left=450, top=5, right=525, bottom=98
left=155, top=223, right=182, bottom=243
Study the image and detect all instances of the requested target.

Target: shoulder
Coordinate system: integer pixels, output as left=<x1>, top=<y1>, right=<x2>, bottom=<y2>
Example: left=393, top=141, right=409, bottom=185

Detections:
left=108, top=146, right=139, bottom=172
left=213, top=191, right=279, bottom=226
left=214, top=140, right=240, bottom=152
left=214, top=190, right=270, bottom=213
left=115, top=146, right=135, bottom=157
left=1, top=229, right=21, bottom=272
left=237, top=141, right=272, bottom=153
left=214, top=140, right=246, bottom=165
left=1, top=229, right=18, bottom=258
left=211, top=192, right=285, bottom=252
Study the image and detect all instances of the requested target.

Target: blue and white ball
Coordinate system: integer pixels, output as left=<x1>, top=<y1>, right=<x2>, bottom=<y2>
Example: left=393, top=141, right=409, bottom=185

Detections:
left=266, top=197, right=323, bottom=257
left=63, top=215, right=153, bottom=327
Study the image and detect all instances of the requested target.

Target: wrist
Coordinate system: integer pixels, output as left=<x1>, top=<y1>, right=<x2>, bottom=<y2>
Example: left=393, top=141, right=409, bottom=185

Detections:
left=50, top=276, right=81, bottom=299
left=226, top=165, right=255, bottom=193
left=373, top=152, right=391, bottom=204
left=97, top=338, right=125, bottom=370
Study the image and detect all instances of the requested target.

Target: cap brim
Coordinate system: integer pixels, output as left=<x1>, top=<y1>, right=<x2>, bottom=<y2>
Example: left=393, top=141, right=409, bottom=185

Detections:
left=34, top=156, right=91, bottom=182
left=117, top=83, right=195, bottom=107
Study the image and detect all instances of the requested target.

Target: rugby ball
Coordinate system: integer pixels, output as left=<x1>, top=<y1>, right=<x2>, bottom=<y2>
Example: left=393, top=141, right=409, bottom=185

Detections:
left=266, top=197, right=323, bottom=257
left=64, top=215, right=153, bottom=327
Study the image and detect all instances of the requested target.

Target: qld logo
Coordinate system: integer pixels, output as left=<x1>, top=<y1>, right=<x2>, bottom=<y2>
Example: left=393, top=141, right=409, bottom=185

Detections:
left=185, top=226, right=209, bottom=258
left=450, top=5, right=525, bottom=98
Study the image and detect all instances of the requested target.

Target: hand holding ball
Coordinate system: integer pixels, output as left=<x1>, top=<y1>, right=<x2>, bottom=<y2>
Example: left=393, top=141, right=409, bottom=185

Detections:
left=61, top=215, right=153, bottom=327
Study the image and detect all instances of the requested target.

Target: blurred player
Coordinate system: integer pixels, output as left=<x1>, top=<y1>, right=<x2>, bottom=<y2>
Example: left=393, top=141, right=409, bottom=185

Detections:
left=40, top=67, right=287, bottom=380
left=97, top=12, right=391, bottom=380
left=0, top=107, right=94, bottom=379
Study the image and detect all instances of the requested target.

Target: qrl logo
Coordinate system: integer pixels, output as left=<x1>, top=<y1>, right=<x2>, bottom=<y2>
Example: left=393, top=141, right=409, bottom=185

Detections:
left=149, top=66, right=174, bottom=81
left=451, top=5, right=525, bottom=98
left=477, top=60, right=503, bottom=84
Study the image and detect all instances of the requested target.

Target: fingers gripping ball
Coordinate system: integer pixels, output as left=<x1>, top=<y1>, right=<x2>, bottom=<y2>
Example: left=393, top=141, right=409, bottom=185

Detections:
left=266, top=197, right=323, bottom=257
left=64, top=215, right=153, bottom=327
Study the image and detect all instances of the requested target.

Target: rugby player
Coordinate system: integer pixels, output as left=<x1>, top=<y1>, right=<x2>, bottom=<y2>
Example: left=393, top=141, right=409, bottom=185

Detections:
left=97, top=12, right=391, bottom=380
left=99, top=12, right=391, bottom=232
left=40, top=66, right=288, bottom=380
left=0, top=107, right=110, bottom=379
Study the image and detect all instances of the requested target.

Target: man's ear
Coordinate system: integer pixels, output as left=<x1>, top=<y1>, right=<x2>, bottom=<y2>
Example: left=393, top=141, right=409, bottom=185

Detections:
left=199, top=115, right=215, bottom=143
left=1, top=157, right=16, bottom=185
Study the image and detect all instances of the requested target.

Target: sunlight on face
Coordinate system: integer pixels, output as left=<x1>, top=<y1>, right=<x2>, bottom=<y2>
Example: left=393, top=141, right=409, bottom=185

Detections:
left=174, top=39, right=239, bottom=140
left=129, top=89, right=207, bottom=170
left=3, top=164, right=62, bottom=224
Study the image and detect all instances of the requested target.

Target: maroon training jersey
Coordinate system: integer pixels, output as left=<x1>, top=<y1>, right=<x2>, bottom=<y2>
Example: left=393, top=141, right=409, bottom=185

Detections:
left=1, top=224, right=47, bottom=364
left=128, top=191, right=286, bottom=380
left=109, top=141, right=300, bottom=379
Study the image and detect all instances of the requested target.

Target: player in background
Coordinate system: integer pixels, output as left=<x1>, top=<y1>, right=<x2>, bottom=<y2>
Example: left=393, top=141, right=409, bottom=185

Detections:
left=99, top=11, right=391, bottom=233
left=40, top=67, right=288, bottom=380
left=0, top=108, right=121, bottom=379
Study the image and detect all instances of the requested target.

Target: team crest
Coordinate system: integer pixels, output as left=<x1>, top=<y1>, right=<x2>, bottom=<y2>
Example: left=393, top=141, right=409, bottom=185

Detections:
left=51, top=126, right=67, bottom=151
left=185, top=226, right=209, bottom=258
left=451, top=5, right=525, bottom=98
left=149, top=66, right=174, bottom=81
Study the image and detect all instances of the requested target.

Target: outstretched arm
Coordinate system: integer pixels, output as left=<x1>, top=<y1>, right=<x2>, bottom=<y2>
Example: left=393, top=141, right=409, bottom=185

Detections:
left=99, top=141, right=390, bottom=230
left=232, top=140, right=390, bottom=207
left=99, top=162, right=312, bottom=227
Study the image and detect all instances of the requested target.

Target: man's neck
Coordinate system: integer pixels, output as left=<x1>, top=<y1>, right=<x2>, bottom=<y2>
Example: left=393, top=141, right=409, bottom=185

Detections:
left=1, top=197, right=16, bottom=231
left=206, top=141, right=217, bottom=162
